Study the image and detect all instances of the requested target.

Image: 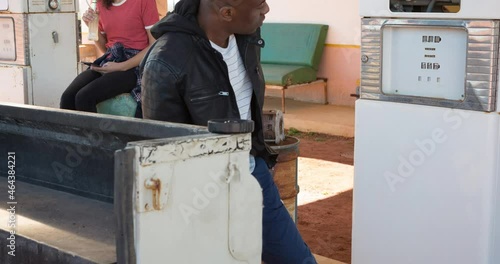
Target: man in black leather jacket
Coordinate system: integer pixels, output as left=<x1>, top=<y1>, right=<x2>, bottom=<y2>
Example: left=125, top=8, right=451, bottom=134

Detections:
left=141, top=0, right=316, bottom=263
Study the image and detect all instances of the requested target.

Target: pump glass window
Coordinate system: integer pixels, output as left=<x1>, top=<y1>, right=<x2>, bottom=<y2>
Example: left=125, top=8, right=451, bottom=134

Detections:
left=390, top=0, right=460, bottom=13
left=381, top=25, right=467, bottom=100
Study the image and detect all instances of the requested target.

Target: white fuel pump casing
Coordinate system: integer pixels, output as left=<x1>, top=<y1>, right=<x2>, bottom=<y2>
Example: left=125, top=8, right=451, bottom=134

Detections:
left=0, top=0, right=78, bottom=108
left=354, top=1, right=500, bottom=263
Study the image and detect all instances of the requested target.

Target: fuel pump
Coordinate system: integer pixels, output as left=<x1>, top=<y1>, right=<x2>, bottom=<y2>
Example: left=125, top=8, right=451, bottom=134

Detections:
left=0, top=0, right=78, bottom=108
left=353, top=0, right=500, bottom=263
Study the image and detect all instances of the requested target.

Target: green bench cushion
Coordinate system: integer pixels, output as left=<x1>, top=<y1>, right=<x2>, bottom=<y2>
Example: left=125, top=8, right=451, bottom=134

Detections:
left=96, top=93, right=137, bottom=117
left=262, top=64, right=317, bottom=86
left=260, top=23, right=329, bottom=70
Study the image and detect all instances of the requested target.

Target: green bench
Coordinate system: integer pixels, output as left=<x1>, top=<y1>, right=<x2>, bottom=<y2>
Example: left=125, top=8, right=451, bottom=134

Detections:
left=261, top=23, right=329, bottom=112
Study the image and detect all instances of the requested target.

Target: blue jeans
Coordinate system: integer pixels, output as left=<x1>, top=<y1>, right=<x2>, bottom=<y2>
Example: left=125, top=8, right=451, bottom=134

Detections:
left=252, top=157, right=317, bottom=264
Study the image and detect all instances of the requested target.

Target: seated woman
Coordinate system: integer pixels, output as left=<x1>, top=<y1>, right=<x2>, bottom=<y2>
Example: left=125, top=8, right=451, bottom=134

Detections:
left=60, top=0, right=159, bottom=116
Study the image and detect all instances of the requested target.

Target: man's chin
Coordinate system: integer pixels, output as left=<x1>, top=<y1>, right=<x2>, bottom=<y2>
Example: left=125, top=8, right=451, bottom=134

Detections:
left=239, top=28, right=258, bottom=35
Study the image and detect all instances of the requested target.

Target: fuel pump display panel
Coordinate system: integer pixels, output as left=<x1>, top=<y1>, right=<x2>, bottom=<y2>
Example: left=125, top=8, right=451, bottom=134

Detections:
left=0, top=17, right=16, bottom=61
left=381, top=25, right=467, bottom=100
left=360, top=19, right=499, bottom=112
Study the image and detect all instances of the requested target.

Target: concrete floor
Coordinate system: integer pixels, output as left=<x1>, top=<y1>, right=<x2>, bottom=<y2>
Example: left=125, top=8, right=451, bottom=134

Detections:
left=263, top=97, right=355, bottom=138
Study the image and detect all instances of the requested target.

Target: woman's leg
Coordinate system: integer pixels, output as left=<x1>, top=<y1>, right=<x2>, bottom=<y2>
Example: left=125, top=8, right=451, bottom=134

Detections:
left=60, top=70, right=101, bottom=110
left=74, top=68, right=137, bottom=112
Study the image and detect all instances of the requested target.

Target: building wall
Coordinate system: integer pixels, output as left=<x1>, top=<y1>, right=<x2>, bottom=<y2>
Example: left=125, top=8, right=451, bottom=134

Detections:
left=266, top=0, right=361, bottom=107
left=79, top=0, right=360, bottom=106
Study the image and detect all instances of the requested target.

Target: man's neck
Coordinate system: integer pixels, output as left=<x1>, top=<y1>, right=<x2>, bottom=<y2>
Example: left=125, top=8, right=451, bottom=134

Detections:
left=197, top=1, right=231, bottom=48
left=206, top=31, right=230, bottom=48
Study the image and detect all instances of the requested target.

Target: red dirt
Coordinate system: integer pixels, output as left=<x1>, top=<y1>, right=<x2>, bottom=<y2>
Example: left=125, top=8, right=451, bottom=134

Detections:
left=290, top=132, right=354, bottom=263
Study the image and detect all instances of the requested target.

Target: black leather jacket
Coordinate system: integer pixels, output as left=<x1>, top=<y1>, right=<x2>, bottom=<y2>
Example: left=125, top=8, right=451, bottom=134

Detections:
left=141, top=0, right=277, bottom=167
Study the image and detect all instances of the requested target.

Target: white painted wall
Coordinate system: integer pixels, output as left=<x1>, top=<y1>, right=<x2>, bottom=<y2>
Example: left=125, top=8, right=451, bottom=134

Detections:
left=80, top=0, right=360, bottom=45
left=168, top=0, right=180, bottom=11
left=265, top=0, right=361, bottom=45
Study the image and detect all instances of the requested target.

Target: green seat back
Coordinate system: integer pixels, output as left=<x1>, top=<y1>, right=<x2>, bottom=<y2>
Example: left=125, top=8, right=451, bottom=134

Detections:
left=261, top=23, right=329, bottom=70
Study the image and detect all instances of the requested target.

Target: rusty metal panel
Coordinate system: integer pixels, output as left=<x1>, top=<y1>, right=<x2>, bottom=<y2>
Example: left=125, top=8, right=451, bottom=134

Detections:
left=128, top=133, right=262, bottom=263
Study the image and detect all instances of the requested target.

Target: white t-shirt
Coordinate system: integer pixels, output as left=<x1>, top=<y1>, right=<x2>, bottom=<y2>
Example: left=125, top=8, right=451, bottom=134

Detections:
left=210, top=35, right=256, bottom=172
left=210, top=35, right=253, bottom=120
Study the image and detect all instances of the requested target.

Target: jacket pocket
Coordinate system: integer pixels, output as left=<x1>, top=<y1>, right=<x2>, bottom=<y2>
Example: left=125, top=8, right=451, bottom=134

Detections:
left=190, top=91, right=229, bottom=103
left=188, top=89, right=233, bottom=125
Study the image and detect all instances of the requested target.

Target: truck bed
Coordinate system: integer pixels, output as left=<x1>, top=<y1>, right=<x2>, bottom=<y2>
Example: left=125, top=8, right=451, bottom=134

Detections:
left=0, top=180, right=116, bottom=264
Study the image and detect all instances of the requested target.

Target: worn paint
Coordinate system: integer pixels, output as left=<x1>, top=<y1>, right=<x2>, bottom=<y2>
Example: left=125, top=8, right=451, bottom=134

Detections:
left=137, top=134, right=252, bottom=166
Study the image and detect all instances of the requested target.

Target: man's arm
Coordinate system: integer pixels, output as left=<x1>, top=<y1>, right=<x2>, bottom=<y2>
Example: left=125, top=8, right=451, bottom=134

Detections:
left=141, top=59, right=190, bottom=123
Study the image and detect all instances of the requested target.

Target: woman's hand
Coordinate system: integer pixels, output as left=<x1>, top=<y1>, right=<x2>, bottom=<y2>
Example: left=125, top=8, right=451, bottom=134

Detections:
left=82, top=8, right=98, bottom=26
left=90, top=62, right=126, bottom=74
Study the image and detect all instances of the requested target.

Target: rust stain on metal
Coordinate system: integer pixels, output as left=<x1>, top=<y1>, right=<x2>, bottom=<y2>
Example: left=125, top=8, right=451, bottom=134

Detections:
left=145, top=178, right=162, bottom=210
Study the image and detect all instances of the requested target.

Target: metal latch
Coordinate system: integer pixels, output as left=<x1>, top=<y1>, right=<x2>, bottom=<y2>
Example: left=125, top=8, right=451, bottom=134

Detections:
left=52, top=31, right=59, bottom=43
left=137, top=164, right=173, bottom=213
left=144, top=178, right=161, bottom=211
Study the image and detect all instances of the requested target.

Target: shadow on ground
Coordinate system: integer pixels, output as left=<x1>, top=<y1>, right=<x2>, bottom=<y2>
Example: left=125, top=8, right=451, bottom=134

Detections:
left=298, top=189, right=353, bottom=263
left=293, top=134, right=354, bottom=166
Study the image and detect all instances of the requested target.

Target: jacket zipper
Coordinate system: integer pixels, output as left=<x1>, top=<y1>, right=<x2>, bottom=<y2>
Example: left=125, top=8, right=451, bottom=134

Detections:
left=190, top=91, right=229, bottom=103
left=210, top=43, right=240, bottom=116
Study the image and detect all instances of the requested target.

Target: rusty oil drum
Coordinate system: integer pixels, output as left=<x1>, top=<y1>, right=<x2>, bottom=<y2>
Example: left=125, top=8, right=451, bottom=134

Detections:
left=268, top=136, right=299, bottom=223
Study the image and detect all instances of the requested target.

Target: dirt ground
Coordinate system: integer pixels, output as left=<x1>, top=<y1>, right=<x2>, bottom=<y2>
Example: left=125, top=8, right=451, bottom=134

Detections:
left=283, top=130, right=354, bottom=263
